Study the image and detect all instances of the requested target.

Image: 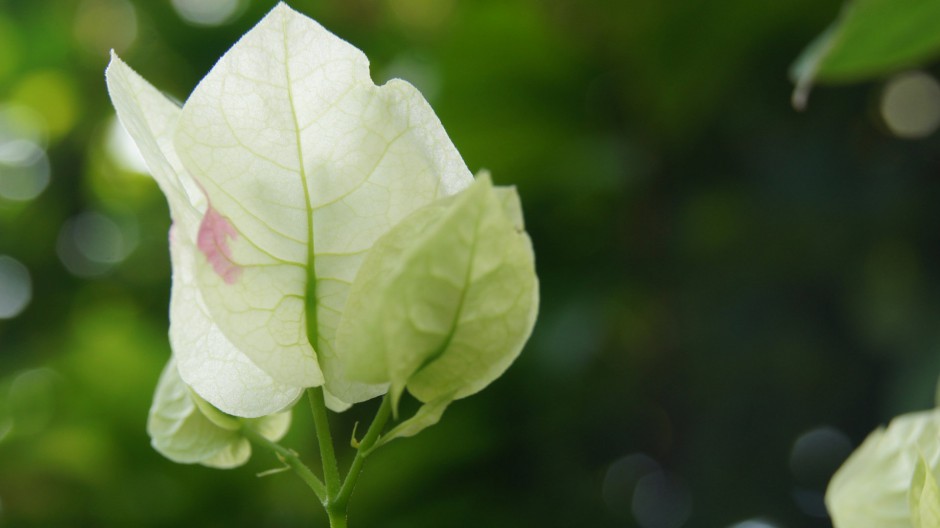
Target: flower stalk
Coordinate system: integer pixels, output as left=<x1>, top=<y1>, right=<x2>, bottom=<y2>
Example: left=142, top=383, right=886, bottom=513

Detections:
left=246, top=390, right=392, bottom=527
left=240, top=425, right=326, bottom=502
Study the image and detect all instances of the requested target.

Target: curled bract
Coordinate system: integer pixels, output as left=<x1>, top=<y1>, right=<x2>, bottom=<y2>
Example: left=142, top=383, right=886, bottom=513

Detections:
left=147, top=360, right=291, bottom=469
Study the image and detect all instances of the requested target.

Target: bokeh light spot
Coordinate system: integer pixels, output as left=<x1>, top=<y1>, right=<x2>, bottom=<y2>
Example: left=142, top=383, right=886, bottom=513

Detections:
left=171, top=0, right=243, bottom=27
left=728, top=519, right=780, bottom=528
left=388, top=0, right=455, bottom=32
left=881, top=71, right=940, bottom=139
left=0, top=256, right=31, bottom=319
left=0, top=104, right=45, bottom=146
left=10, top=71, right=80, bottom=140
left=74, top=0, right=138, bottom=56
left=632, top=470, right=692, bottom=528
left=792, top=488, right=827, bottom=518
left=789, top=425, right=852, bottom=488
left=0, top=104, right=49, bottom=202
left=57, top=212, right=138, bottom=277
left=603, top=453, right=659, bottom=518
left=7, top=368, right=57, bottom=436
left=0, top=139, right=49, bottom=202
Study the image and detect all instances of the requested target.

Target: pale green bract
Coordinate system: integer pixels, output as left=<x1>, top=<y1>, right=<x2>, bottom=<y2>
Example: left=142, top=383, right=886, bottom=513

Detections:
left=910, top=455, right=940, bottom=528
left=337, top=173, right=538, bottom=439
left=826, top=409, right=940, bottom=527
left=106, top=2, right=538, bottom=467
left=148, top=360, right=291, bottom=469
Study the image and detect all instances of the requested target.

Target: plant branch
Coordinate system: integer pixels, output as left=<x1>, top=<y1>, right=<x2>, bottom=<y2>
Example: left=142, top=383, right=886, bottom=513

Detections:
left=335, top=394, right=392, bottom=511
left=241, top=425, right=326, bottom=503
left=308, top=387, right=342, bottom=499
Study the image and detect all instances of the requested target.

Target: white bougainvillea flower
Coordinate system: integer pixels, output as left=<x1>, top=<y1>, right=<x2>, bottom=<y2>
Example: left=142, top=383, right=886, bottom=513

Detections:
left=106, top=3, right=474, bottom=417
left=148, top=360, right=291, bottom=468
left=827, top=409, right=940, bottom=528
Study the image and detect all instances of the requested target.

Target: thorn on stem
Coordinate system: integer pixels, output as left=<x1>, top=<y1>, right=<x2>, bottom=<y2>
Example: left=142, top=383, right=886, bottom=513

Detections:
left=257, top=465, right=291, bottom=478
left=350, top=421, right=361, bottom=448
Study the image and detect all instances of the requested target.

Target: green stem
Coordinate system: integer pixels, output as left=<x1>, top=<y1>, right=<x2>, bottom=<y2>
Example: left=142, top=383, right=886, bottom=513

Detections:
left=335, top=394, right=392, bottom=511
left=326, top=508, right=348, bottom=528
left=241, top=425, right=326, bottom=503
left=306, top=389, right=393, bottom=527
left=308, top=388, right=342, bottom=498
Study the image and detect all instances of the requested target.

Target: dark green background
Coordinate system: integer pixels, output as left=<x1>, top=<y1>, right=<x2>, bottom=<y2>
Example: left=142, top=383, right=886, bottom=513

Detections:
left=2, top=0, right=939, bottom=526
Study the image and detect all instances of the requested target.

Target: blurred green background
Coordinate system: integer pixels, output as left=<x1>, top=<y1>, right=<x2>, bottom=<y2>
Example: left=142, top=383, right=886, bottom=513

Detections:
left=3, top=0, right=940, bottom=526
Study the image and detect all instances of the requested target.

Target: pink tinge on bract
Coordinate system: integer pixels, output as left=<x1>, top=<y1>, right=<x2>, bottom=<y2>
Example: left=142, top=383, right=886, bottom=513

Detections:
left=197, top=206, right=242, bottom=284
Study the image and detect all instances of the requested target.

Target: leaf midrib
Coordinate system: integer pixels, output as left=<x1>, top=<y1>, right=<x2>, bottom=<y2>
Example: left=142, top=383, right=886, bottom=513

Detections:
left=282, top=15, right=320, bottom=351
left=412, top=205, right=484, bottom=376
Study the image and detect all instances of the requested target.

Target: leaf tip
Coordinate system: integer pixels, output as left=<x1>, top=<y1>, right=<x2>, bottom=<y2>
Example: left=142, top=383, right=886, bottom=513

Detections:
left=268, top=1, right=301, bottom=22
left=792, top=82, right=812, bottom=112
left=104, top=50, right=123, bottom=82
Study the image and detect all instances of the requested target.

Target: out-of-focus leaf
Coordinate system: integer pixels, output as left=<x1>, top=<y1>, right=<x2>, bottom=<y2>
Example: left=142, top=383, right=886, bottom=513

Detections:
left=374, top=395, right=452, bottom=449
left=791, top=0, right=940, bottom=108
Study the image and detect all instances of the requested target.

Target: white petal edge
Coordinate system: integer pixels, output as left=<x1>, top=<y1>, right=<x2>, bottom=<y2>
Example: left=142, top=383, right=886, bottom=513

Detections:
left=106, top=54, right=306, bottom=417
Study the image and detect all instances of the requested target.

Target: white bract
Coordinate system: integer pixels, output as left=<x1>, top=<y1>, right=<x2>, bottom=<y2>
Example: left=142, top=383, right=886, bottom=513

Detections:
left=106, top=3, right=538, bottom=466
left=148, top=360, right=291, bottom=468
left=827, top=409, right=940, bottom=528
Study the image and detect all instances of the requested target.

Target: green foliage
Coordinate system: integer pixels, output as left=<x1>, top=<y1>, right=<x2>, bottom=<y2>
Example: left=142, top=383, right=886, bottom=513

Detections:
left=792, top=0, right=940, bottom=107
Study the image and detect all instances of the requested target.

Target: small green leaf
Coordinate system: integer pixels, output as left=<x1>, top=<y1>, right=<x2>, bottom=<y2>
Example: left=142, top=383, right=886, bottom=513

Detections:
left=338, top=173, right=538, bottom=422
left=147, top=360, right=291, bottom=469
left=911, top=455, right=940, bottom=528
left=791, top=0, right=940, bottom=108
left=373, top=396, right=453, bottom=450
